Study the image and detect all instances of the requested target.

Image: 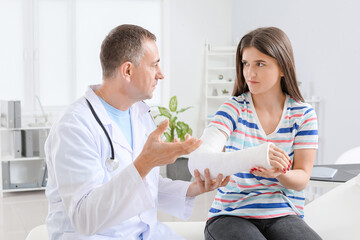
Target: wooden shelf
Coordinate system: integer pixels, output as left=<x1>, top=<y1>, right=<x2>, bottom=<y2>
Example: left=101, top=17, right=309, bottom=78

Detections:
left=0, top=126, right=50, bottom=131
left=204, top=42, right=236, bottom=129
left=207, top=81, right=234, bottom=84
left=207, top=96, right=231, bottom=99
left=209, top=46, right=237, bottom=52
left=1, top=156, right=45, bottom=162
left=1, top=125, right=49, bottom=196
left=208, top=52, right=235, bottom=56
left=2, top=187, right=45, bottom=193
left=208, top=67, right=235, bottom=71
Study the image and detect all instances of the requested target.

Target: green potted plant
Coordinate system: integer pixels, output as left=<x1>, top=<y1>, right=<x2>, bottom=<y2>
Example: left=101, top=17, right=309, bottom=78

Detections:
left=222, top=89, right=229, bottom=95
left=153, top=96, right=193, bottom=181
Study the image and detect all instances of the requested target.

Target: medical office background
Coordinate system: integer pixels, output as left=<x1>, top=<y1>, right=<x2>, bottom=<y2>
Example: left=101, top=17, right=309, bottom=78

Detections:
left=1, top=0, right=360, bottom=191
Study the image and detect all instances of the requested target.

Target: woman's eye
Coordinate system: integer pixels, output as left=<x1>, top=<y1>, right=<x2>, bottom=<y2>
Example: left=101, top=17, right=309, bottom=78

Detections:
left=257, top=62, right=264, bottom=67
left=243, top=62, right=249, bottom=66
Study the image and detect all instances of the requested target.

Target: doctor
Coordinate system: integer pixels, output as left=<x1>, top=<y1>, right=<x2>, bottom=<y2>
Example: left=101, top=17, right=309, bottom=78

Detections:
left=45, top=24, right=229, bottom=240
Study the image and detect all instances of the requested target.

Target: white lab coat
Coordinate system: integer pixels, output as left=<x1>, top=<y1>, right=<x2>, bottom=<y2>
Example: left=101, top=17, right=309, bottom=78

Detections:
left=45, top=85, right=195, bottom=240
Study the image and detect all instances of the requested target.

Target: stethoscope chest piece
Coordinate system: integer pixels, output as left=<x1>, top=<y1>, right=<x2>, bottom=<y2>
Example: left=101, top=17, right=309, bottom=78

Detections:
left=105, top=157, right=119, bottom=172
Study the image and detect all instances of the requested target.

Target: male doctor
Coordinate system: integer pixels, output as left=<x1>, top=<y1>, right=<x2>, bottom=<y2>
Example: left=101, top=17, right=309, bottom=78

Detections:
left=45, top=24, right=229, bottom=239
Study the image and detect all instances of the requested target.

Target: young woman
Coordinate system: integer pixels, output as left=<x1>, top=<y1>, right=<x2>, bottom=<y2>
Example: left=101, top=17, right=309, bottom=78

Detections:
left=201, top=27, right=321, bottom=239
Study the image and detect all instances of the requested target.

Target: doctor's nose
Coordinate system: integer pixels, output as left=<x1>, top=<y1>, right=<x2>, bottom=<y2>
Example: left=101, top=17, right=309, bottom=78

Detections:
left=156, top=67, right=165, bottom=80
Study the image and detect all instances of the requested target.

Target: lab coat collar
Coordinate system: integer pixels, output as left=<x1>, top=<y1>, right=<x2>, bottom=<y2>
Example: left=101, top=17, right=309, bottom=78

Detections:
left=130, top=102, right=151, bottom=159
left=85, top=85, right=132, bottom=152
left=85, top=85, right=151, bottom=155
left=85, top=85, right=150, bottom=121
left=85, top=85, right=113, bottom=127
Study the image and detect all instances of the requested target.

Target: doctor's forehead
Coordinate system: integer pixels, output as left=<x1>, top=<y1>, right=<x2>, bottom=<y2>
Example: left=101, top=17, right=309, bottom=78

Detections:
left=141, top=40, right=160, bottom=60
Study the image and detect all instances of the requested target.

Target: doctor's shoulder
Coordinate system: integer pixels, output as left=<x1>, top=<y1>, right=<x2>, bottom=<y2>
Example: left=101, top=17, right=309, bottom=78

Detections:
left=51, top=98, right=97, bottom=136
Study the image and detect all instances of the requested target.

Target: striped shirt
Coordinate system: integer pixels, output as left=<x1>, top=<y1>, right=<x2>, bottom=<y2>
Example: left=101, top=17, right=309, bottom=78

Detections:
left=208, top=92, right=318, bottom=219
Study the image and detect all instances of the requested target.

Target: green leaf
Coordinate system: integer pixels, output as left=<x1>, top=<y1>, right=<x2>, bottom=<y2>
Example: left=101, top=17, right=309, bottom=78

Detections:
left=176, top=106, right=192, bottom=114
left=164, top=132, right=172, bottom=142
left=158, top=107, right=172, bottom=119
left=169, top=96, right=177, bottom=112
left=175, top=127, right=183, bottom=141
left=169, top=116, right=177, bottom=129
left=177, top=121, right=189, bottom=132
left=177, top=122, right=191, bottom=140
left=157, top=96, right=193, bottom=142
left=188, top=127, right=193, bottom=136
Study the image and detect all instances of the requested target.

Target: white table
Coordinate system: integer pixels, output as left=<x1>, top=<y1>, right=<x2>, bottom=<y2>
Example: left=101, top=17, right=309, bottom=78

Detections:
left=305, top=173, right=360, bottom=239
left=309, top=163, right=360, bottom=188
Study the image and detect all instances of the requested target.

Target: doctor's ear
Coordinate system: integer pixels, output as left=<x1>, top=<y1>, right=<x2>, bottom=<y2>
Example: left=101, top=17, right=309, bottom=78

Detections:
left=118, top=61, right=132, bottom=81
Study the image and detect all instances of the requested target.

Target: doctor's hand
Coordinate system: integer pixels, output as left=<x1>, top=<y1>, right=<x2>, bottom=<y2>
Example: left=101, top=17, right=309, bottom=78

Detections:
left=186, top=168, right=230, bottom=197
left=134, top=119, right=202, bottom=178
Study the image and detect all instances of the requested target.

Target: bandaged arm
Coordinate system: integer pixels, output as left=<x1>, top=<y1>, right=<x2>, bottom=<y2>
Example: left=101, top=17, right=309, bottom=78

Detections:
left=188, top=126, right=273, bottom=179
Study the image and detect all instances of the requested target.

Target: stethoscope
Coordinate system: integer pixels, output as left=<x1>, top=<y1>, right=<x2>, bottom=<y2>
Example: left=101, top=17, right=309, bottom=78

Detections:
left=85, top=98, right=119, bottom=172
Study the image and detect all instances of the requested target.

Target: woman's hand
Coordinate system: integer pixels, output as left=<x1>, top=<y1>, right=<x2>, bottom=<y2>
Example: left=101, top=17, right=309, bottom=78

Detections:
left=250, top=144, right=292, bottom=178
left=186, top=168, right=230, bottom=197
left=250, top=167, right=285, bottom=178
left=268, top=144, right=291, bottom=172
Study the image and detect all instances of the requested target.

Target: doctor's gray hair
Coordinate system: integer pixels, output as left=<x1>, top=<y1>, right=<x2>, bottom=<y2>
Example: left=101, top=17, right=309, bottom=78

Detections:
left=100, top=24, right=156, bottom=79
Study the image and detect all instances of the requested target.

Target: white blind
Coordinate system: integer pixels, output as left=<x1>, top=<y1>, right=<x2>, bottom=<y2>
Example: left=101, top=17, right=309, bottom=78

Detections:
left=0, top=0, right=24, bottom=102
left=38, top=0, right=72, bottom=106
left=75, top=0, right=163, bottom=105
left=0, top=0, right=163, bottom=110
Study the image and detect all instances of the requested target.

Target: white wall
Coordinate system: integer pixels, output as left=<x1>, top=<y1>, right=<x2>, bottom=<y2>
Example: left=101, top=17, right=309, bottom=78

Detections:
left=168, top=0, right=360, bottom=164
left=166, top=0, right=233, bottom=137
left=230, top=0, right=360, bottom=163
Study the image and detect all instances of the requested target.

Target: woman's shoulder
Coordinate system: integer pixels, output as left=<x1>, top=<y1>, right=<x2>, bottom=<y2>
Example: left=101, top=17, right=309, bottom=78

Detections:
left=287, top=95, right=316, bottom=116
left=219, top=92, right=251, bottom=114
left=288, top=96, right=313, bottom=108
left=230, top=92, right=251, bottom=105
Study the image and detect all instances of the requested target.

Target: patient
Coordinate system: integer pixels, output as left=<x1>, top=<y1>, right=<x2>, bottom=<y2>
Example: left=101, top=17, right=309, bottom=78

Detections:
left=189, top=27, right=322, bottom=240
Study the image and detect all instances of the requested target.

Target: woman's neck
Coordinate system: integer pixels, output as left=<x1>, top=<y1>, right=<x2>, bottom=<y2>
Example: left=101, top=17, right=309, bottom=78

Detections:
left=251, top=90, right=286, bottom=112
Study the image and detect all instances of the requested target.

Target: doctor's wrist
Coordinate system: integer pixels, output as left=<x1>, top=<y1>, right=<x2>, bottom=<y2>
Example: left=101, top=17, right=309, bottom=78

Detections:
left=134, top=155, right=154, bottom=179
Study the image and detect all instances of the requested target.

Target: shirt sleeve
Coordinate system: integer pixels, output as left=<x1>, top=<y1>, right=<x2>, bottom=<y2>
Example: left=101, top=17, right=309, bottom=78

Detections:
left=294, top=105, right=318, bottom=149
left=208, top=97, right=241, bottom=137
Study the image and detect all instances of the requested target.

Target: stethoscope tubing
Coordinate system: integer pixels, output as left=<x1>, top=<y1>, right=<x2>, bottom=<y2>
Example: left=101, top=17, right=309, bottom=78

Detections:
left=85, top=98, right=115, bottom=160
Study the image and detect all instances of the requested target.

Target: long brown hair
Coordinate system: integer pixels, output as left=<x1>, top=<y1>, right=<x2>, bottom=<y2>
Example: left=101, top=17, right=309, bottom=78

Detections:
left=232, top=27, right=304, bottom=102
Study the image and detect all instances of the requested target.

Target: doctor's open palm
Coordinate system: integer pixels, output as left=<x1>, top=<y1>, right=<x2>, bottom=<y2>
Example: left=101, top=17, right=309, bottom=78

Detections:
left=134, top=119, right=202, bottom=178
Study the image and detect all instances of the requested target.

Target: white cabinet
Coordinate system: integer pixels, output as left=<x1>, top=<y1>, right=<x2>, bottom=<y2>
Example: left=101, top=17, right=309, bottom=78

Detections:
left=204, top=42, right=236, bottom=127
left=0, top=126, right=49, bottom=196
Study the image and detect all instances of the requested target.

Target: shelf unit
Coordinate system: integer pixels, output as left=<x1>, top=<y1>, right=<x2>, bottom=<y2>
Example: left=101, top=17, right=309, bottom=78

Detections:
left=204, top=42, right=237, bottom=127
left=0, top=126, right=50, bottom=197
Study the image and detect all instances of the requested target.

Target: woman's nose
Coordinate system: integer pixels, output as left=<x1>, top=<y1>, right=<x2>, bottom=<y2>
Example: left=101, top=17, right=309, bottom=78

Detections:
left=246, top=66, right=256, bottom=79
